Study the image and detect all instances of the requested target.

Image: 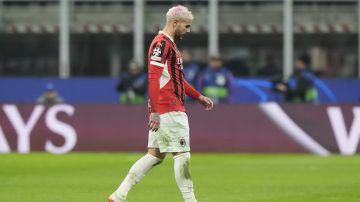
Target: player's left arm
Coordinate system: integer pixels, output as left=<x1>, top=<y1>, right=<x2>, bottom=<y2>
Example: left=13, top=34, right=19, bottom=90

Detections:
left=184, top=80, right=214, bottom=110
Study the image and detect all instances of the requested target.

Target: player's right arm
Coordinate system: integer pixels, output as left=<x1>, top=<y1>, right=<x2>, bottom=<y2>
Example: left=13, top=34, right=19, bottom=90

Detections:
left=148, top=40, right=168, bottom=132
left=148, top=64, right=162, bottom=132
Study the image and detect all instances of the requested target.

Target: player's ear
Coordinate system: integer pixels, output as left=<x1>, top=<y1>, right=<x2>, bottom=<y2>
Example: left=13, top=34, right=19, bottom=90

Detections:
left=173, top=20, right=179, bottom=27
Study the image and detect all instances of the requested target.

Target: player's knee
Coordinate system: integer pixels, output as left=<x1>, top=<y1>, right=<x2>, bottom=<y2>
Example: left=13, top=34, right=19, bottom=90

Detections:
left=174, top=152, right=192, bottom=178
left=152, top=156, right=164, bottom=167
left=173, top=152, right=191, bottom=160
left=146, top=152, right=164, bottom=166
left=148, top=148, right=166, bottom=159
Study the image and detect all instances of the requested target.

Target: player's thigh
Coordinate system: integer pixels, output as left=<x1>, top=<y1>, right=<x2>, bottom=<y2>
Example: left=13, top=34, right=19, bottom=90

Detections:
left=157, top=112, right=190, bottom=153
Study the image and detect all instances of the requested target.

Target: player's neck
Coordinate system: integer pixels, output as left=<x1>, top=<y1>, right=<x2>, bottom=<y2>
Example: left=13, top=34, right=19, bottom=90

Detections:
left=162, top=26, right=175, bottom=41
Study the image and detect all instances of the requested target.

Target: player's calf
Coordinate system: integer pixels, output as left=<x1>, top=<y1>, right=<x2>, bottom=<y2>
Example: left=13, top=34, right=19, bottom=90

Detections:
left=174, top=152, right=197, bottom=202
left=109, top=153, right=163, bottom=201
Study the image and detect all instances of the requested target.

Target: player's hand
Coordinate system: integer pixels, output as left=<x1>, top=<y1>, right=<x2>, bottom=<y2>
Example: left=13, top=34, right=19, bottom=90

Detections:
left=198, top=95, right=214, bottom=111
left=148, top=112, right=160, bottom=132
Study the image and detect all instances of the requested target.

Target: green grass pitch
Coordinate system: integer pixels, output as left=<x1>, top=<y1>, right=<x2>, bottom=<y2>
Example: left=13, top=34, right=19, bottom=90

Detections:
left=1, top=153, right=360, bottom=202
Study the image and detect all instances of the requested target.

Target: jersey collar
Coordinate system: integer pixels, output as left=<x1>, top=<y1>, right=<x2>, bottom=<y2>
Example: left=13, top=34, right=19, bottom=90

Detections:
left=159, top=31, right=174, bottom=43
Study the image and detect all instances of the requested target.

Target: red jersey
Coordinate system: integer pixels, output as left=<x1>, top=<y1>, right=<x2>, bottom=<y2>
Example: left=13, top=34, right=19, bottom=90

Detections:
left=148, top=31, right=201, bottom=114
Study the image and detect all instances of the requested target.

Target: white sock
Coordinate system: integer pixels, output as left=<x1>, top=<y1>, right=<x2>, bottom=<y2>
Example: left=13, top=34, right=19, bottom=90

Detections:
left=113, top=153, right=163, bottom=200
left=174, top=152, right=197, bottom=202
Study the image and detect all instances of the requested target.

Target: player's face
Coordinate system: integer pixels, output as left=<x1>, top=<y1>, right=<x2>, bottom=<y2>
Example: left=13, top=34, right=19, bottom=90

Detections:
left=174, top=19, right=192, bottom=40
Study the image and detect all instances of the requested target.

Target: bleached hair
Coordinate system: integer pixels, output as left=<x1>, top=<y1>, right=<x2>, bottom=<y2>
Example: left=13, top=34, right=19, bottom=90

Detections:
left=166, top=5, right=193, bottom=23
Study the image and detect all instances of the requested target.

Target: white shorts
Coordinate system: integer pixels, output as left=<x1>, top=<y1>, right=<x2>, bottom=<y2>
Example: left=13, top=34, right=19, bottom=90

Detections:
left=148, top=111, right=190, bottom=153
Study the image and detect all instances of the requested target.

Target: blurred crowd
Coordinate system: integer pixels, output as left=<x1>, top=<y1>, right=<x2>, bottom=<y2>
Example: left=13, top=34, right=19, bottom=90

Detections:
left=116, top=50, right=319, bottom=105
left=36, top=83, right=64, bottom=105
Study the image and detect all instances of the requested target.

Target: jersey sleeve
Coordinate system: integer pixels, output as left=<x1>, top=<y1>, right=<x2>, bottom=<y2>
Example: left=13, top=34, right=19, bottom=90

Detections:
left=149, top=40, right=168, bottom=68
left=148, top=40, right=169, bottom=113
left=184, top=80, right=201, bottom=99
left=148, top=66, right=163, bottom=113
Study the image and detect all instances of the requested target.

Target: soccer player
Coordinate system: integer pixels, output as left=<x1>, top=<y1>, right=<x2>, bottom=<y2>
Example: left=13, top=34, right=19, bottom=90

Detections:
left=108, top=5, right=214, bottom=202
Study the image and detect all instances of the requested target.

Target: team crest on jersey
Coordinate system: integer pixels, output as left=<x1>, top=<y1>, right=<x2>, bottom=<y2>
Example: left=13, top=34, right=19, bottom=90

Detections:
left=180, top=138, right=186, bottom=147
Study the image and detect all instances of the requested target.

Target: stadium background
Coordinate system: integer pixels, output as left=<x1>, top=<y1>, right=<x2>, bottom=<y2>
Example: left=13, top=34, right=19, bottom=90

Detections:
left=0, top=1, right=360, bottom=201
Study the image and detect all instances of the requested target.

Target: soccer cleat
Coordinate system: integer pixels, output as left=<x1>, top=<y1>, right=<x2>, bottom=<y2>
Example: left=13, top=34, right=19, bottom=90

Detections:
left=108, top=193, right=126, bottom=202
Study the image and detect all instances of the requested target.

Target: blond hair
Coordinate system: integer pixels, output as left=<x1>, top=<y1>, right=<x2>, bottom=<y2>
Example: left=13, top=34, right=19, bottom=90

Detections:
left=166, top=5, right=193, bottom=24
